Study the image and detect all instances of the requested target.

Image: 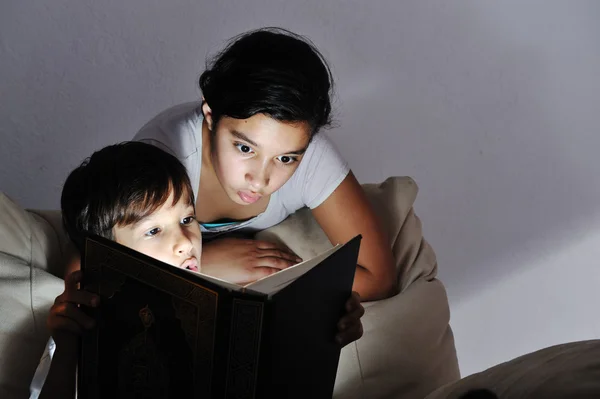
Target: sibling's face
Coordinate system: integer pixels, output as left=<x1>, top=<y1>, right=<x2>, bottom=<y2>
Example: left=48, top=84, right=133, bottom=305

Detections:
left=113, top=193, right=202, bottom=272
left=208, top=112, right=311, bottom=205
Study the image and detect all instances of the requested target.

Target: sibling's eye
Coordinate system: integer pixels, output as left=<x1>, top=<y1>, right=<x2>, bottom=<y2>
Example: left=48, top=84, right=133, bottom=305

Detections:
left=145, top=228, right=161, bottom=237
left=181, top=216, right=196, bottom=225
left=276, top=155, right=297, bottom=165
left=234, top=143, right=254, bottom=154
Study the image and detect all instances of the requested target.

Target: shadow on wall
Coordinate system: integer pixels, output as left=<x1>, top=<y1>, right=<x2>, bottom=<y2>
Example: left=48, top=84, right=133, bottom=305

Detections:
left=328, top=1, right=600, bottom=304
left=0, top=1, right=209, bottom=208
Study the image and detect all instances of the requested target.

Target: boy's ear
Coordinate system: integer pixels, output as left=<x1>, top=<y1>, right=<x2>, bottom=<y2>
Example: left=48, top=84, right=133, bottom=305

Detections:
left=201, top=101, right=214, bottom=132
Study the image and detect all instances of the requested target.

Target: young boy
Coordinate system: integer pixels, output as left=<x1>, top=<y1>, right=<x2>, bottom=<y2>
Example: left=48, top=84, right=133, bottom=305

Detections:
left=31, top=141, right=364, bottom=398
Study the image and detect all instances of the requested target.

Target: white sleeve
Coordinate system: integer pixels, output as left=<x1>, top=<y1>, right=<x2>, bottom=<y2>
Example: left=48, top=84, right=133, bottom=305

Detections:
left=133, top=102, right=204, bottom=199
left=133, top=102, right=202, bottom=159
left=29, top=338, right=56, bottom=399
left=295, top=133, right=350, bottom=209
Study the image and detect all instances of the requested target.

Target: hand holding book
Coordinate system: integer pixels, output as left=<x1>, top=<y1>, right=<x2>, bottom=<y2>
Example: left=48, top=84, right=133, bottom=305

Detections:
left=336, top=291, right=364, bottom=346
left=47, top=270, right=98, bottom=348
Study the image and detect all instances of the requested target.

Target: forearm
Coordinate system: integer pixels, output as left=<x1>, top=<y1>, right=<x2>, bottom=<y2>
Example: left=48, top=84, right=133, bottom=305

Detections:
left=39, top=343, right=78, bottom=399
left=352, top=265, right=397, bottom=301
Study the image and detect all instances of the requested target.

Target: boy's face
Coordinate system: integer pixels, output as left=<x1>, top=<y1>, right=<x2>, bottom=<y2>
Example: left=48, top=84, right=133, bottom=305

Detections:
left=113, top=193, right=202, bottom=272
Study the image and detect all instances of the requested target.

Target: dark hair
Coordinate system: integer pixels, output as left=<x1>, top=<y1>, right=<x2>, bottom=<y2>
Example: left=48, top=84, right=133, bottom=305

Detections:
left=199, top=27, right=334, bottom=136
left=61, top=141, right=194, bottom=252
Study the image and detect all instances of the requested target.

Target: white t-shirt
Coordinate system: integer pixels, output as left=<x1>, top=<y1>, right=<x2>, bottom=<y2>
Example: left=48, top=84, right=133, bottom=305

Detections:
left=133, top=101, right=350, bottom=238
left=29, top=102, right=349, bottom=396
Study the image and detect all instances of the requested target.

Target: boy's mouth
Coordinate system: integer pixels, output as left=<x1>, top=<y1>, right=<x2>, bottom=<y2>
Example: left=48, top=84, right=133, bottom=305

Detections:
left=181, top=257, right=199, bottom=272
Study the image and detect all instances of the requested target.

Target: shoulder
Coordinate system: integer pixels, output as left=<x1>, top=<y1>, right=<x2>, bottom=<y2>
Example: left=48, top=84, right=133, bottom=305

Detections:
left=298, top=133, right=348, bottom=173
left=133, top=101, right=203, bottom=159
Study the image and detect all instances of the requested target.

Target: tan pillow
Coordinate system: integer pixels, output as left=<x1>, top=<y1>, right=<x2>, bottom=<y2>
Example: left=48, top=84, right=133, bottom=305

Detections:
left=0, top=193, right=64, bottom=399
left=256, top=176, right=438, bottom=291
left=426, top=340, right=600, bottom=399
left=255, top=177, right=460, bottom=399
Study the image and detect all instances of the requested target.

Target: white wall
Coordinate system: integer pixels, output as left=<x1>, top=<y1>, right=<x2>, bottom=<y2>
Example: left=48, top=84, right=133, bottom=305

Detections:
left=2, top=0, right=599, bottom=377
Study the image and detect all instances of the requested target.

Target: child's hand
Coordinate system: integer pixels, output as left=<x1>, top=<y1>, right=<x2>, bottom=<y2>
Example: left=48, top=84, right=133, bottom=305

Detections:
left=201, top=238, right=302, bottom=284
left=47, top=270, right=99, bottom=349
left=335, top=291, right=365, bottom=347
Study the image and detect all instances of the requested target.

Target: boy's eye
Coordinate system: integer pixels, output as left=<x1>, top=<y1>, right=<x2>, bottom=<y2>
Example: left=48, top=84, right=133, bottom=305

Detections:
left=276, top=155, right=297, bottom=165
left=181, top=216, right=196, bottom=225
left=145, top=228, right=161, bottom=237
left=234, top=143, right=254, bottom=154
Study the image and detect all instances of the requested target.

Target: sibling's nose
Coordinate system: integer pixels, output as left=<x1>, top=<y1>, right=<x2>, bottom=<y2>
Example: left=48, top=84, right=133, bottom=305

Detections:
left=246, top=165, right=270, bottom=190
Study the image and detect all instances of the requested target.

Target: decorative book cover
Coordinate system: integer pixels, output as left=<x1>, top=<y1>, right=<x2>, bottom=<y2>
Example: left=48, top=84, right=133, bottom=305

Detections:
left=78, top=234, right=361, bottom=399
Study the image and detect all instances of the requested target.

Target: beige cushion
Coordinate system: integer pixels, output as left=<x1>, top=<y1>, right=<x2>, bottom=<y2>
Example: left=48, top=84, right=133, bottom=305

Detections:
left=0, top=177, right=460, bottom=398
left=255, top=176, right=460, bottom=399
left=0, top=193, right=64, bottom=399
left=426, top=340, right=600, bottom=398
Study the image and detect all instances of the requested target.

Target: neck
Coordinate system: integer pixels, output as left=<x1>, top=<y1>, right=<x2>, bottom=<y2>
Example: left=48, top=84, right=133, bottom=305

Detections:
left=196, top=120, right=234, bottom=220
left=201, top=119, right=215, bottom=175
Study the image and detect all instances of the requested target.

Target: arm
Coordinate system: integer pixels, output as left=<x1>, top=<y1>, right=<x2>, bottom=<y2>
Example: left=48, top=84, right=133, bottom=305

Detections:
left=38, top=270, right=98, bottom=399
left=38, top=341, right=78, bottom=399
left=312, top=172, right=397, bottom=301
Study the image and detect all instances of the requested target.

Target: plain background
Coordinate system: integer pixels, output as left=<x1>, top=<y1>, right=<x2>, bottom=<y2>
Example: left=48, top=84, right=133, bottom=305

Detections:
left=2, top=0, right=599, bottom=376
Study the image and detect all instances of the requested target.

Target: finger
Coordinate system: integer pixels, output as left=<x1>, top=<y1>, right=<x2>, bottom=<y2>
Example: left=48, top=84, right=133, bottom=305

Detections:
left=63, top=290, right=100, bottom=308
left=64, top=270, right=84, bottom=293
left=336, top=323, right=364, bottom=347
left=251, top=256, right=297, bottom=270
left=256, top=248, right=302, bottom=264
left=345, top=293, right=364, bottom=313
left=54, top=292, right=67, bottom=305
left=255, top=242, right=302, bottom=262
left=346, top=291, right=362, bottom=311
left=253, top=240, right=285, bottom=250
left=337, top=305, right=365, bottom=331
left=53, top=302, right=96, bottom=329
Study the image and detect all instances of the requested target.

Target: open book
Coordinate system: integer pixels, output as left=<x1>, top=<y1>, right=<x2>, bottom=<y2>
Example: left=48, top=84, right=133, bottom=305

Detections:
left=78, top=234, right=361, bottom=399
left=196, top=242, right=346, bottom=296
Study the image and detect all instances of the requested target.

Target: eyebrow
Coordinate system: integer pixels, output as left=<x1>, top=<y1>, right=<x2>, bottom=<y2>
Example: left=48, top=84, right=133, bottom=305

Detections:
left=230, top=130, right=307, bottom=156
left=129, top=216, right=152, bottom=230
left=231, top=130, right=259, bottom=147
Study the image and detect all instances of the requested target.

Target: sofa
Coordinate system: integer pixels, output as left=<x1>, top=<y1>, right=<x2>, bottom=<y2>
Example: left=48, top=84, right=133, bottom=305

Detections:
left=5, top=177, right=599, bottom=398
left=0, top=176, right=462, bottom=398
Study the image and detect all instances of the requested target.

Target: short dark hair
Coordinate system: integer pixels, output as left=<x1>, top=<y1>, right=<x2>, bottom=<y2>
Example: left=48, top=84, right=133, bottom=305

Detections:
left=199, top=27, right=334, bottom=136
left=61, top=141, right=194, bottom=252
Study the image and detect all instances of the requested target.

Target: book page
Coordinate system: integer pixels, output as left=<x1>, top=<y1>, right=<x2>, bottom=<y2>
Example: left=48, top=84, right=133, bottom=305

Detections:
left=243, top=244, right=341, bottom=296
left=188, top=270, right=244, bottom=292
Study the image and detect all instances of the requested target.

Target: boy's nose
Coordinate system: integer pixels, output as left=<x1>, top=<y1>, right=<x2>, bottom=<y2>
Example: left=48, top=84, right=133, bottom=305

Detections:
left=174, top=230, right=193, bottom=256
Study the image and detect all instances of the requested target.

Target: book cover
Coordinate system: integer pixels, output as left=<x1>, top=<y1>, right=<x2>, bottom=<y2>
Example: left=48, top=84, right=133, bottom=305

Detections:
left=78, top=234, right=361, bottom=398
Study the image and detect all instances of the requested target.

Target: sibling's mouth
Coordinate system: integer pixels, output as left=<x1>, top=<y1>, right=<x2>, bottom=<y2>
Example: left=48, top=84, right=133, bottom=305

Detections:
left=238, top=190, right=262, bottom=204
